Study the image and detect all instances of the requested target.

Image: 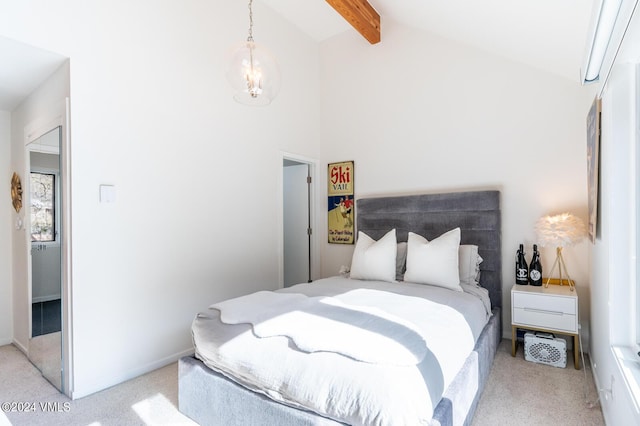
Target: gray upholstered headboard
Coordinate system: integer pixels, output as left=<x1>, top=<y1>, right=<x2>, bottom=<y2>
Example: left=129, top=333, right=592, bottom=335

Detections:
left=356, top=190, right=502, bottom=309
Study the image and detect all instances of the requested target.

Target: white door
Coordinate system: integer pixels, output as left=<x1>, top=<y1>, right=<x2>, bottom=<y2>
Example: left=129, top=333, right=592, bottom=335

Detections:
left=283, top=162, right=310, bottom=287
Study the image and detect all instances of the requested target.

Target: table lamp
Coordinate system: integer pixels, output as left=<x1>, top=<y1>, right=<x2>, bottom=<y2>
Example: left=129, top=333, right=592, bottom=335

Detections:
left=535, top=213, right=587, bottom=291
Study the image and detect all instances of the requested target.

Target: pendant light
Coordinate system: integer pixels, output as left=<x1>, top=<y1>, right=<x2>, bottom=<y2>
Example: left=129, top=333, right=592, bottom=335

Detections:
left=227, top=0, right=280, bottom=106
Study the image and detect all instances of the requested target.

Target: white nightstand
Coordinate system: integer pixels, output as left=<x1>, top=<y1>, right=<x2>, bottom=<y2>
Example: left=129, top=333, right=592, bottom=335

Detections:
left=511, top=284, right=580, bottom=369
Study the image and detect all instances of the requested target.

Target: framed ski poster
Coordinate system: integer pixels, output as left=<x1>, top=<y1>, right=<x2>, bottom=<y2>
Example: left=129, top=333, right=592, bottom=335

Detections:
left=327, top=161, right=354, bottom=244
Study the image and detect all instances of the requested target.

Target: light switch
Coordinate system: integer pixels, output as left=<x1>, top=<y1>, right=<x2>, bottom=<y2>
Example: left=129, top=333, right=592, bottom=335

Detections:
left=100, top=185, right=116, bottom=203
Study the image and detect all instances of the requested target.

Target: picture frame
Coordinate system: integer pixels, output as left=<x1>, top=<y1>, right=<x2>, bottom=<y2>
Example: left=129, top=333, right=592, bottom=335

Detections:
left=11, top=172, right=22, bottom=213
left=327, top=161, right=354, bottom=244
left=587, top=95, right=601, bottom=243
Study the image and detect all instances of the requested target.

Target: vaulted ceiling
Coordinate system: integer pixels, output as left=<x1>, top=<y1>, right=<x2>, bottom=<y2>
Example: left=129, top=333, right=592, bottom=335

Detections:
left=261, top=0, right=595, bottom=82
left=1, top=1, right=595, bottom=111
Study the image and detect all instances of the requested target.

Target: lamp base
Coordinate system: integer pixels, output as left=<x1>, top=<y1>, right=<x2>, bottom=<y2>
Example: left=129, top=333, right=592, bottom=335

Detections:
left=543, top=247, right=576, bottom=291
left=541, top=277, right=575, bottom=287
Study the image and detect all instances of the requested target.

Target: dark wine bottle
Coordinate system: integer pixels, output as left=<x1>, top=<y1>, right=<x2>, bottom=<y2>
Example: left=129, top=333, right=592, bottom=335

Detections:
left=515, top=244, right=528, bottom=285
left=529, top=244, right=543, bottom=286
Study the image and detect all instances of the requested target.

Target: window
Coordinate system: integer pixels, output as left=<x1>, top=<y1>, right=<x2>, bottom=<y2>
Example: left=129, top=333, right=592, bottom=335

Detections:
left=30, top=172, right=55, bottom=242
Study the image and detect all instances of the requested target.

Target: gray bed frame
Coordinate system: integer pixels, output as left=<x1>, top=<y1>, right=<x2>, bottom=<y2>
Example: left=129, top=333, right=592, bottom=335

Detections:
left=179, top=190, right=502, bottom=426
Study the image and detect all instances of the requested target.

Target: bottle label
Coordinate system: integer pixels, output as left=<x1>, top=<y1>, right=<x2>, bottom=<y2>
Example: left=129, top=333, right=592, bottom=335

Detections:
left=517, top=269, right=528, bottom=279
left=530, top=270, right=541, bottom=281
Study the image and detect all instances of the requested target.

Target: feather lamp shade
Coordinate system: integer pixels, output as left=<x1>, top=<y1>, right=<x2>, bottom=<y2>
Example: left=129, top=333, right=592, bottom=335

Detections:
left=534, top=213, right=586, bottom=290
left=535, top=213, right=587, bottom=248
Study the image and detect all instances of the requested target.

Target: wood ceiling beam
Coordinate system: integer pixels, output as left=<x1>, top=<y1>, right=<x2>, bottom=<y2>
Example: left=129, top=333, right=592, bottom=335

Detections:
left=326, top=0, right=380, bottom=44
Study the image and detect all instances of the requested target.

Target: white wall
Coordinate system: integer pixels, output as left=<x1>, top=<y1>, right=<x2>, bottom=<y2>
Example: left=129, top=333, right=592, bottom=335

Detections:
left=0, top=110, right=11, bottom=345
left=318, top=20, right=594, bottom=341
left=1, top=0, right=321, bottom=398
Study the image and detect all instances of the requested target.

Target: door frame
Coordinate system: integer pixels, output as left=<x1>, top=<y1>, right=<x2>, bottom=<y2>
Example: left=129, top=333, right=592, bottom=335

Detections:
left=23, top=98, right=72, bottom=396
left=279, top=152, right=319, bottom=288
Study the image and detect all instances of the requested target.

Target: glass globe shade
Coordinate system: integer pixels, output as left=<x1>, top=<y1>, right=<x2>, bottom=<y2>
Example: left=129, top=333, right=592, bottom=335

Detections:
left=226, top=41, right=280, bottom=106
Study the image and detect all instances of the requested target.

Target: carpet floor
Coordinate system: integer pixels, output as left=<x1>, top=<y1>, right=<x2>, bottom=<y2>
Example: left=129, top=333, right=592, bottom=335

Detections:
left=0, top=344, right=195, bottom=426
left=472, top=339, right=605, bottom=426
left=0, top=339, right=604, bottom=425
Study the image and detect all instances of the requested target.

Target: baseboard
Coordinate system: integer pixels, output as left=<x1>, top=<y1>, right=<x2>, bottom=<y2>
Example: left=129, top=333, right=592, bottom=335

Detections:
left=70, top=346, right=195, bottom=400
left=12, top=337, right=29, bottom=355
left=587, top=355, right=605, bottom=414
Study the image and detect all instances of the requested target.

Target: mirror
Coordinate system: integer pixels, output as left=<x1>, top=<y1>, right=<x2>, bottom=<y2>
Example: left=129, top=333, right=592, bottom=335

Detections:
left=27, top=126, right=63, bottom=392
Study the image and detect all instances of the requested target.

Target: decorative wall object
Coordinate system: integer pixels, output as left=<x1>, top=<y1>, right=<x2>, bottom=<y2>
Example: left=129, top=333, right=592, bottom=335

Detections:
left=11, top=172, right=22, bottom=213
left=328, top=161, right=354, bottom=244
left=587, top=96, right=601, bottom=243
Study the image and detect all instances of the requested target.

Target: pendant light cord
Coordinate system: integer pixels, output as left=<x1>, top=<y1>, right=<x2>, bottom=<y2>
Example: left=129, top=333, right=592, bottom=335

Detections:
left=247, top=0, right=254, bottom=42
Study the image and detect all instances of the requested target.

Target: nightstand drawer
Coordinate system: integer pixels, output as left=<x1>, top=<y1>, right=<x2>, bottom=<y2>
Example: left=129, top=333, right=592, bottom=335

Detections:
left=512, top=307, right=577, bottom=332
left=510, top=284, right=580, bottom=368
left=512, top=292, right=576, bottom=315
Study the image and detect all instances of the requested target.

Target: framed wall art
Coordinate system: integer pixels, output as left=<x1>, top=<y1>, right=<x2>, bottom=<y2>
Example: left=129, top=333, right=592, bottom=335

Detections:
left=11, top=172, right=22, bottom=213
left=327, top=161, right=354, bottom=244
left=586, top=95, right=601, bottom=243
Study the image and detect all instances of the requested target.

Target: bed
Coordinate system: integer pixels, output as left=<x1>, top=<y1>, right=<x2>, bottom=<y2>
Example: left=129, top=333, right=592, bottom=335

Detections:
left=179, top=190, right=502, bottom=426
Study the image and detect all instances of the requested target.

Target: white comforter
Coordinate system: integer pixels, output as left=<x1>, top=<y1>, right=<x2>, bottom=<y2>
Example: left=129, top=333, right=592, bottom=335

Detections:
left=192, top=277, right=491, bottom=426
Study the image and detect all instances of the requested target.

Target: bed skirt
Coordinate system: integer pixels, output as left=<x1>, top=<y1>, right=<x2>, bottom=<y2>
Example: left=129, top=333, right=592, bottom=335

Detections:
left=178, top=307, right=501, bottom=426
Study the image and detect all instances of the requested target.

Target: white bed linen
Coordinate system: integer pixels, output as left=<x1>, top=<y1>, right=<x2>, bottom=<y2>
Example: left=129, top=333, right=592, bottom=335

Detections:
left=212, top=290, right=429, bottom=365
left=192, top=277, right=491, bottom=426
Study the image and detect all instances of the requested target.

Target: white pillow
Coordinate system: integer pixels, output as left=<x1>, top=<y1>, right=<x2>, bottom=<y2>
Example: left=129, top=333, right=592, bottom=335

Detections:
left=404, top=228, right=462, bottom=291
left=459, top=244, right=483, bottom=285
left=349, top=229, right=397, bottom=283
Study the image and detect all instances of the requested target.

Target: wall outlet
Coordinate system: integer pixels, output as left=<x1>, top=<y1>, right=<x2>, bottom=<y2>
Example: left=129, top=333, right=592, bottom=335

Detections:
left=601, top=375, right=615, bottom=401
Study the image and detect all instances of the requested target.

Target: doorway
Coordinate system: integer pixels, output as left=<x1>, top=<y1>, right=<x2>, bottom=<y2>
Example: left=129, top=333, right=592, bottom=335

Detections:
left=282, top=156, right=317, bottom=287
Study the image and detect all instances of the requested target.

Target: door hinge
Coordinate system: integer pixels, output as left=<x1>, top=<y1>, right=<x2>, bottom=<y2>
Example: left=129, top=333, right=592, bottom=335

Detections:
left=306, top=176, right=312, bottom=184
left=307, top=227, right=312, bottom=236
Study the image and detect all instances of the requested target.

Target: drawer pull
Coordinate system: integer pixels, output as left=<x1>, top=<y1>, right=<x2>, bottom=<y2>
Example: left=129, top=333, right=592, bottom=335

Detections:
left=524, top=307, right=564, bottom=316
